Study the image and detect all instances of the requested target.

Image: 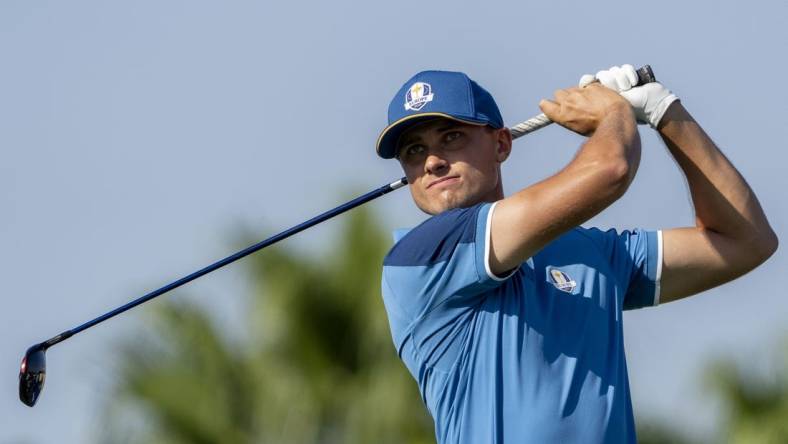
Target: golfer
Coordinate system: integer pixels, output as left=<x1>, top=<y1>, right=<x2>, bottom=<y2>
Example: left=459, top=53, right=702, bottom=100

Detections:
left=376, top=65, right=777, bottom=443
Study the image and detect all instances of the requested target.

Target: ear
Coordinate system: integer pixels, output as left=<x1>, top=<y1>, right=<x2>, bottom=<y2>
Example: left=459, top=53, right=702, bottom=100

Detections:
left=494, top=127, right=512, bottom=163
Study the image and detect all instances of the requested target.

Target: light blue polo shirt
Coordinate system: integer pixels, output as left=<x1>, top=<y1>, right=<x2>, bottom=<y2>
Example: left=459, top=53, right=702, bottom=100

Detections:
left=381, top=202, right=662, bottom=444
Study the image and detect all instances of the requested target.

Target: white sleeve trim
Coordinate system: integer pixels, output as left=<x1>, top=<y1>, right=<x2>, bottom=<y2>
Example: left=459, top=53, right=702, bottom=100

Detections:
left=484, top=201, right=519, bottom=282
left=654, top=230, right=663, bottom=306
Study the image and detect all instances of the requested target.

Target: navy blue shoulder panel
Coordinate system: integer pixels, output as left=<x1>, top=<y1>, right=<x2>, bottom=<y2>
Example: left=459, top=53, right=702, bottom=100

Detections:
left=384, top=203, right=484, bottom=267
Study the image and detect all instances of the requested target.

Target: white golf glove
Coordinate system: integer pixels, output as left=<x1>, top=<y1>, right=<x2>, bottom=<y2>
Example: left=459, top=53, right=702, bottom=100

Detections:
left=579, top=64, right=679, bottom=128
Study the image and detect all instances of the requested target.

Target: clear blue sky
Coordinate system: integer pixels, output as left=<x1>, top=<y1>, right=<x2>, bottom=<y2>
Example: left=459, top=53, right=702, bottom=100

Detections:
left=2, top=1, right=786, bottom=442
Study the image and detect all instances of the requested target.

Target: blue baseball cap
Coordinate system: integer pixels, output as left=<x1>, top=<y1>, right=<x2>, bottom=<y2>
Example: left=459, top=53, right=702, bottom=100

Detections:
left=376, top=70, right=504, bottom=159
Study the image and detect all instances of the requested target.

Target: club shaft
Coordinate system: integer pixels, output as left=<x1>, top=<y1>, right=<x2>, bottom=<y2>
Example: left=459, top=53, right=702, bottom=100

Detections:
left=41, top=177, right=408, bottom=349
left=508, top=64, right=655, bottom=139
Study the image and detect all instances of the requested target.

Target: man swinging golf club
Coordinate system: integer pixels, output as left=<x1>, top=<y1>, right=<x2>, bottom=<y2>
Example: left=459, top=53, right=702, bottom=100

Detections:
left=376, top=65, right=777, bottom=443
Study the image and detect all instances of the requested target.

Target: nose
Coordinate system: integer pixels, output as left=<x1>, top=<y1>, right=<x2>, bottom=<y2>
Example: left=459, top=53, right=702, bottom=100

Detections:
left=425, top=151, right=449, bottom=176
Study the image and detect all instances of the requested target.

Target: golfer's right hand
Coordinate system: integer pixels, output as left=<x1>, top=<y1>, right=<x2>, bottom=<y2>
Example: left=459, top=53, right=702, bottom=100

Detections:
left=539, top=83, right=633, bottom=136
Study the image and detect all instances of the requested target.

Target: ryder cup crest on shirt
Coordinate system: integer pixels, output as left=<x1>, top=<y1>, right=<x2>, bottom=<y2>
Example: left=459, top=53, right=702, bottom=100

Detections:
left=548, top=268, right=577, bottom=293
left=404, top=82, right=434, bottom=111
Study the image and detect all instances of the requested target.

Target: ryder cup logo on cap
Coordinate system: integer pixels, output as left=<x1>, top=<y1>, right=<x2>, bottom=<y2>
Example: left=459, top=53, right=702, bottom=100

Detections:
left=549, top=269, right=577, bottom=293
left=375, top=70, right=505, bottom=159
left=404, top=82, right=434, bottom=111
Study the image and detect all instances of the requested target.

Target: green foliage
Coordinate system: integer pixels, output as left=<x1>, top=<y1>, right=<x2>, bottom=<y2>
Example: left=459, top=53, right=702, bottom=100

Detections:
left=706, top=341, right=788, bottom=444
left=100, top=207, right=434, bottom=444
left=635, top=421, right=696, bottom=444
left=634, top=339, right=788, bottom=444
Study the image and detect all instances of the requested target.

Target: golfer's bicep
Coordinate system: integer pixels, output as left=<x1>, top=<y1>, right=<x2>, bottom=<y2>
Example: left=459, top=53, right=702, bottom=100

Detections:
left=660, top=227, right=752, bottom=303
left=489, top=165, right=626, bottom=275
left=488, top=196, right=547, bottom=274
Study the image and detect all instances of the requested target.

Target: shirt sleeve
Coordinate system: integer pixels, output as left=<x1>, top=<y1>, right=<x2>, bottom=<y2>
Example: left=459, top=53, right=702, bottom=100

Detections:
left=583, top=227, right=663, bottom=310
left=381, top=202, right=514, bottom=344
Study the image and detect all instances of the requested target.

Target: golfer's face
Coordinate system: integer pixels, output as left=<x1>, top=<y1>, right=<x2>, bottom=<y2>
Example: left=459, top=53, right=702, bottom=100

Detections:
left=397, top=119, right=507, bottom=215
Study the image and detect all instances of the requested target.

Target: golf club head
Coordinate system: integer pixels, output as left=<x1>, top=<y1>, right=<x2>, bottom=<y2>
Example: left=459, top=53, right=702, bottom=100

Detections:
left=19, top=344, right=47, bottom=407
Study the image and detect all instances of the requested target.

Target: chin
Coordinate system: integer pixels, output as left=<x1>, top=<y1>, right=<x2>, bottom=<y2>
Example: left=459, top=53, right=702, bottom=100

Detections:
left=419, top=194, right=476, bottom=215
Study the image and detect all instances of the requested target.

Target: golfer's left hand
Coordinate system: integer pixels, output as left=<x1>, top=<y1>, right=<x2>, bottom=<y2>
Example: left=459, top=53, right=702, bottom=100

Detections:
left=580, top=64, right=679, bottom=128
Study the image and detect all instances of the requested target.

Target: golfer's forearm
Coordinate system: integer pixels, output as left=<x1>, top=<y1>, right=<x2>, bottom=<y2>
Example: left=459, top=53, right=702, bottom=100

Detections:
left=573, top=104, right=641, bottom=186
left=538, top=104, right=641, bottom=221
left=658, top=102, right=777, bottom=254
left=533, top=104, right=641, bottom=224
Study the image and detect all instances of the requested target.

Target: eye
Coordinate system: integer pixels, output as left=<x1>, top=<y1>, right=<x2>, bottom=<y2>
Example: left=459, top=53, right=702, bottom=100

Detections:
left=402, top=144, right=426, bottom=158
left=444, top=131, right=462, bottom=143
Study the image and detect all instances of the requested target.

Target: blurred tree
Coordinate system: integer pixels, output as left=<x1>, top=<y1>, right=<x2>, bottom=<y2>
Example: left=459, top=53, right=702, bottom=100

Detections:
left=99, top=207, right=434, bottom=444
left=633, top=339, right=788, bottom=444
left=707, top=340, right=788, bottom=444
left=635, top=421, right=696, bottom=444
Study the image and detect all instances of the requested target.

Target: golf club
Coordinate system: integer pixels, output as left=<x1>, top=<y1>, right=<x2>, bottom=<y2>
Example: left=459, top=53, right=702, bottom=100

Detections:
left=19, top=66, right=656, bottom=407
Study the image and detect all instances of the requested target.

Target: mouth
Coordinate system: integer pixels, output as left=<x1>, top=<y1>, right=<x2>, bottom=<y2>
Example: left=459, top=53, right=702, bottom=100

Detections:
left=427, top=175, right=460, bottom=189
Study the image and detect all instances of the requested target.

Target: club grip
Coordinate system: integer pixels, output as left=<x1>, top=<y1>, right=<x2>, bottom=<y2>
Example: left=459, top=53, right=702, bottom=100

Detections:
left=635, top=65, right=656, bottom=85
left=509, top=65, right=658, bottom=140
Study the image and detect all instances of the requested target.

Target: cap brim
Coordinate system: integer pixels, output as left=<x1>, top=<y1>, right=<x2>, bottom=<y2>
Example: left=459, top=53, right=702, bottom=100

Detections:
left=375, top=113, right=488, bottom=159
